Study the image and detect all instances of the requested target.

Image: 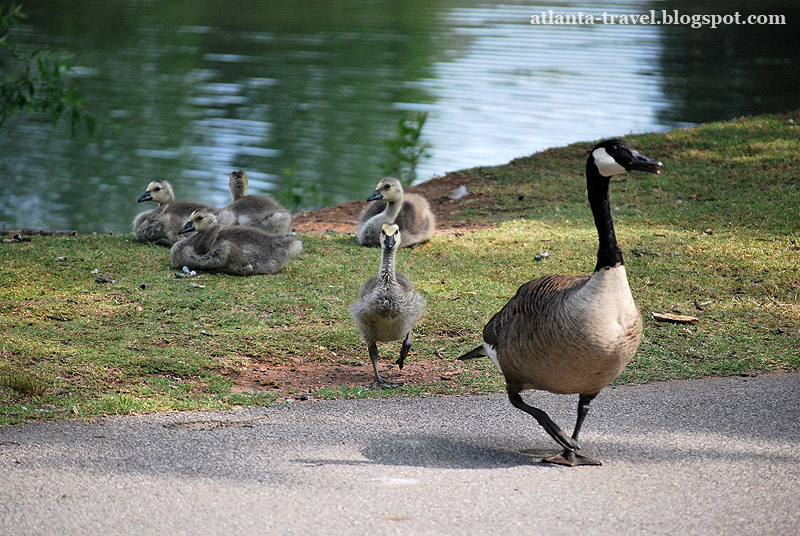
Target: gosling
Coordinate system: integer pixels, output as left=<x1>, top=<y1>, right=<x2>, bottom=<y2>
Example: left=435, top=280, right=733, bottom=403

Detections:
left=170, top=209, right=302, bottom=276
left=133, top=180, right=214, bottom=247
left=215, top=170, right=292, bottom=235
left=356, top=177, right=435, bottom=248
left=349, top=223, right=426, bottom=389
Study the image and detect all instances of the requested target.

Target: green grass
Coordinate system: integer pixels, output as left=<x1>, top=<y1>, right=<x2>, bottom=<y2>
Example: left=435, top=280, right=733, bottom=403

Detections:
left=1, top=111, right=798, bottom=425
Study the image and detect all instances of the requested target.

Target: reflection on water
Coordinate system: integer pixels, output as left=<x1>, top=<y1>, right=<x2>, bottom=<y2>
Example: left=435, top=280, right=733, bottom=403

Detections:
left=1, top=0, right=798, bottom=233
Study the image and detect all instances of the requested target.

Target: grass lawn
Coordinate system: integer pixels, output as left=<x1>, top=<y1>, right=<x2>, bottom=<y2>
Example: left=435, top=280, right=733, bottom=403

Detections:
left=1, top=111, right=798, bottom=425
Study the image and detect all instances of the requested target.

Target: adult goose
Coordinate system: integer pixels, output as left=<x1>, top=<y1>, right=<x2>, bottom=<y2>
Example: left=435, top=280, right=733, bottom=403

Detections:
left=356, top=177, right=435, bottom=248
left=133, top=180, right=214, bottom=247
left=349, top=223, right=427, bottom=389
left=216, top=170, right=292, bottom=235
left=170, top=209, right=302, bottom=276
left=458, top=139, right=662, bottom=466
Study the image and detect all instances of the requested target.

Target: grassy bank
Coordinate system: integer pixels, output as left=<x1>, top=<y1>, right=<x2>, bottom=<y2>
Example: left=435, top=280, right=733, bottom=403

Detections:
left=2, top=111, right=798, bottom=425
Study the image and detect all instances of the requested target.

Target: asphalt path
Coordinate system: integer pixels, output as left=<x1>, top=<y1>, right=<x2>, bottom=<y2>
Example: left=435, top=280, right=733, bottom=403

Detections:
left=1, top=373, right=798, bottom=535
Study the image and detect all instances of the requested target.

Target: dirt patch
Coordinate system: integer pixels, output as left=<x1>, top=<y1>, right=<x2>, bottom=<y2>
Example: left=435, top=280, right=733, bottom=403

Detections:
left=228, top=358, right=461, bottom=398
left=291, top=172, right=489, bottom=235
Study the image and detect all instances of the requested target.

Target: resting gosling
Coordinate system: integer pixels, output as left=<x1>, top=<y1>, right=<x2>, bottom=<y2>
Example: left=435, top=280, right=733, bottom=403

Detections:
left=458, top=139, right=662, bottom=466
left=356, top=177, right=435, bottom=248
left=349, top=223, right=427, bottom=389
left=170, top=209, right=302, bottom=276
left=133, top=180, right=214, bottom=247
left=216, top=170, right=292, bottom=235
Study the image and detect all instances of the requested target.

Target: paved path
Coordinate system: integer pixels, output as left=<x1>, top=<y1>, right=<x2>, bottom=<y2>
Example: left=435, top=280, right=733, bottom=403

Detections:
left=1, top=373, right=798, bottom=535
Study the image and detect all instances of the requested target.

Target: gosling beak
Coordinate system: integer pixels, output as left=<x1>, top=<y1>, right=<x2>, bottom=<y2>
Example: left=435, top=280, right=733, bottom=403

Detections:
left=383, top=233, right=396, bottom=250
left=626, top=150, right=663, bottom=174
left=138, top=191, right=153, bottom=203
left=367, top=189, right=383, bottom=201
left=178, top=221, right=195, bottom=235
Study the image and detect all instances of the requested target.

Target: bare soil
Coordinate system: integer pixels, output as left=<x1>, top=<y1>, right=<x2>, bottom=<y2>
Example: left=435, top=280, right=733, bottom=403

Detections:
left=291, top=172, right=488, bottom=235
left=227, top=359, right=465, bottom=398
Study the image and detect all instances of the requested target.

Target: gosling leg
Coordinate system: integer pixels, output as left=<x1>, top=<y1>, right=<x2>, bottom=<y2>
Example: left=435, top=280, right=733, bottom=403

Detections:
left=368, top=343, right=400, bottom=389
left=396, top=332, right=412, bottom=369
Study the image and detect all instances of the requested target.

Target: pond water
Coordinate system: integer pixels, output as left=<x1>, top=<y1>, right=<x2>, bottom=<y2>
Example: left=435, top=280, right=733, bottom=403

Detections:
left=1, top=0, right=798, bottom=234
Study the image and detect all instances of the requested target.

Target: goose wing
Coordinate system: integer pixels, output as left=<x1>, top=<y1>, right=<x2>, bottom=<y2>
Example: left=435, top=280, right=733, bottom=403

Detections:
left=459, top=274, right=589, bottom=360
left=394, top=197, right=427, bottom=230
left=357, top=201, right=385, bottom=225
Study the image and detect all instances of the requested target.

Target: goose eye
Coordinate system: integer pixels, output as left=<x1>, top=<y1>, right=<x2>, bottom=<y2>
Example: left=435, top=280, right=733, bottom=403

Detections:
left=384, top=184, right=391, bottom=190
left=154, top=187, right=161, bottom=192
left=197, top=216, right=203, bottom=221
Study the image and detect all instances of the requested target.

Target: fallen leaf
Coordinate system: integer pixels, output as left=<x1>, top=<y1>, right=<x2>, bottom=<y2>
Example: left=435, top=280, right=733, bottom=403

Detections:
left=651, top=312, right=699, bottom=324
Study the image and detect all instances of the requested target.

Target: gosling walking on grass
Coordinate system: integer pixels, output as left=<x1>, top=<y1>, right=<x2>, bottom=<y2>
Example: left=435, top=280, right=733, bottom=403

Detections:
left=349, top=224, right=426, bottom=389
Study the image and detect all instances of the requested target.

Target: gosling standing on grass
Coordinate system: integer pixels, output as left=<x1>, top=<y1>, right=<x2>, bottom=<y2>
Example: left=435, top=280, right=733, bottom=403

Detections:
left=170, top=209, right=302, bottom=276
left=349, top=224, right=426, bottom=389
left=356, top=177, right=435, bottom=248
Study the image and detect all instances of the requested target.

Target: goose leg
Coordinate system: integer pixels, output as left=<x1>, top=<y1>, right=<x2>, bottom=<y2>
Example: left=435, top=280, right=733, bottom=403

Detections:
left=543, top=393, right=602, bottom=467
left=507, top=391, right=578, bottom=452
left=396, top=332, right=411, bottom=369
left=368, top=343, right=400, bottom=389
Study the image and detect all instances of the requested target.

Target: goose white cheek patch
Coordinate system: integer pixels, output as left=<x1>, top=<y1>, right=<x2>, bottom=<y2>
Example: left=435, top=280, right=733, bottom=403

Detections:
left=592, top=147, right=626, bottom=177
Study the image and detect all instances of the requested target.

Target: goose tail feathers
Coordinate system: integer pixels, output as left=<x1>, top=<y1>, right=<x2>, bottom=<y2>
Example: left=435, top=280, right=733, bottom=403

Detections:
left=457, top=345, right=488, bottom=361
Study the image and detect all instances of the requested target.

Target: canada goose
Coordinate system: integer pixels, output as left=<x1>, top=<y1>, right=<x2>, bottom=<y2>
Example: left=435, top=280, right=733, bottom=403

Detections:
left=133, top=180, right=214, bottom=247
left=349, top=223, right=427, bottom=389
left=170, top=209, right=302, bottom=276
left=215, top=170, right=292, bottom=235
left=458, top=139, right=662, bottom=466
left=356, top=177, right=435, bottom=248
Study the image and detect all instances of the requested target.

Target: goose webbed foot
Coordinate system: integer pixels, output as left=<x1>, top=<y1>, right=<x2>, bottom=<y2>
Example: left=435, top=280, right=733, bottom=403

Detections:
left=370, top=378, right=402, bottom=390
left=543, top=449, right=602, bottom=467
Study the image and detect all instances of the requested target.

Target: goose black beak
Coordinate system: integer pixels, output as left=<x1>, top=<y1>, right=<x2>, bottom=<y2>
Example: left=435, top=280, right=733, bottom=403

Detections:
left=137, top=192, right=153, bottom=203
left=367, top=189, right=383, bottom=201
left=178, top=221, right=195, bottom=235
left=383, top=233, right=396, bottom=250
left=626, top=150, right=663, bottom=174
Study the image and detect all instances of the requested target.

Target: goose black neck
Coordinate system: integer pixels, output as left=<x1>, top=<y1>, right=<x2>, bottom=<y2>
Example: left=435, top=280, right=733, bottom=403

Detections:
left=586, top=159, right=623, bottom=271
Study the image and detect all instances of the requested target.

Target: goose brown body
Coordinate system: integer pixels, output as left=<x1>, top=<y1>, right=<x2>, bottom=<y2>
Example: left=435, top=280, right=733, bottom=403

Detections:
left=484, top=268, right=642, bottom=397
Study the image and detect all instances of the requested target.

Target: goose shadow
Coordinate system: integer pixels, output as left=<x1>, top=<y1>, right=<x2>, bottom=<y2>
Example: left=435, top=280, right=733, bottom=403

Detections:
left=292, top=430, right=800, bottom=471
left=293, top=434, right=564, bottom=470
